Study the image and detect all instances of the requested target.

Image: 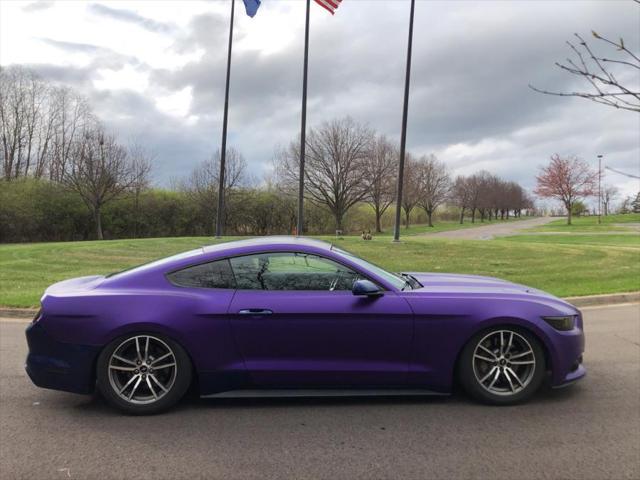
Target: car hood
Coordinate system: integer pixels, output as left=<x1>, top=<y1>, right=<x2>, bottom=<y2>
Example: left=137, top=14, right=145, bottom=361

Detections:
left=406, top=272, right=538, bottom=293
left=404, top=272, right=575, bottom=308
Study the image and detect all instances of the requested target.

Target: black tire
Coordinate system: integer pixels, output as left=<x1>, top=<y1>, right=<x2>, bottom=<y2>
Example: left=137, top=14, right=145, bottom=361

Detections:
left=96, top=333, right=192, bottom=415
left=458, top=326, right=546, bottom=405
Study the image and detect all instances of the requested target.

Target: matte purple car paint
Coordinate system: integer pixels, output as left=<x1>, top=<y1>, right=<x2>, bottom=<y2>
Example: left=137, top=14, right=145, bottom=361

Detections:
left=25, top=237, right=585, bottom=397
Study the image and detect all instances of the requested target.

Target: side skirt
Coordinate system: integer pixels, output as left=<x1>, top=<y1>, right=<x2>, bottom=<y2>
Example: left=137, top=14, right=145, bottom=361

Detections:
left=201, top=388, right=450, bottom=399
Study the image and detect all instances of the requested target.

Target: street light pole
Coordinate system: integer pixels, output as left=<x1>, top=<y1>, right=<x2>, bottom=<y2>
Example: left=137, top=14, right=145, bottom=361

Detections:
left=597, top=154, right=603, bottom=224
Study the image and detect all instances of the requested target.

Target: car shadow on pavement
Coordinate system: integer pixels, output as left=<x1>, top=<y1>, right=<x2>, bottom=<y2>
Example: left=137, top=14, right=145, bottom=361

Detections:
left=66, top=382, right=585, bottom=416
left=535, top=382, right=586, bottom=404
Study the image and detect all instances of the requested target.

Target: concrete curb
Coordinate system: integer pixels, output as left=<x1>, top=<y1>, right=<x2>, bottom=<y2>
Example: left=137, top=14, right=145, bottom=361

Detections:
left=0, top=308, right=38, bottom=319
left=1, top=291, right=639, bottom=319
left=563, top=291, right=640, bottom=308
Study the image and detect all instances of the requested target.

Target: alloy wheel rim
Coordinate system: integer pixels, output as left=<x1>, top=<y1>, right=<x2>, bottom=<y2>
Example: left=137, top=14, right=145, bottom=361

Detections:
left=108, top=335, right=177, bottom=405
left=472, top=330, right=536, bottom=396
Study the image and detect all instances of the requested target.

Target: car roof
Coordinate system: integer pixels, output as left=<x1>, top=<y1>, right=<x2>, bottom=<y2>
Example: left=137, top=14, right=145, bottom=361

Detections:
left=202, top=236, right=333, bottom=254
left=105, top=237, right=334, bottom=282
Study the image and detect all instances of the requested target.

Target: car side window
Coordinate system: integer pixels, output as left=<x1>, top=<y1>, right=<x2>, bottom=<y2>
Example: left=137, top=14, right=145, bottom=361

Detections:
left=168, top=259, right=236, bottom=289
left=229, top=252, right=361, bottom=291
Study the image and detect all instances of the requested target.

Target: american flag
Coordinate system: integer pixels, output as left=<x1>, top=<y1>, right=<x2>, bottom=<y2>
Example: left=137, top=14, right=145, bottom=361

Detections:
left=314, top=0, right=342, bottom=15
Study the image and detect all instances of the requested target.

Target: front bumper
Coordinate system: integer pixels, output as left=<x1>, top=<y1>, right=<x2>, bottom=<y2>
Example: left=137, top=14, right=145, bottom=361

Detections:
left=552, top=363, right=586, bottom=388
left=25, top=321, right=99, bottom=395
left=548, top=322, right=586, bottom=388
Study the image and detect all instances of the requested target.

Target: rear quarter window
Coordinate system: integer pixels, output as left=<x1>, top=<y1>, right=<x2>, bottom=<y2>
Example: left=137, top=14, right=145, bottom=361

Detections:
left=167, top=259, right=236, bottom=289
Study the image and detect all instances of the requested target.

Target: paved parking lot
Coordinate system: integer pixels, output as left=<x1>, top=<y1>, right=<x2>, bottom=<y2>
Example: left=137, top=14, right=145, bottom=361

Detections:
left=423, top=216, right=556, bottom=239
left=1, top=304, right=639, bottom=480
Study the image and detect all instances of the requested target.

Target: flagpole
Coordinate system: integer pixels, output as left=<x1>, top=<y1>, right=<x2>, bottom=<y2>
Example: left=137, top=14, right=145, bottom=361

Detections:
left=215, top=0, right=235, bottom=238
left=297, top=0, right=310, bottom=237
left=393, top=0, right=415, bottom=242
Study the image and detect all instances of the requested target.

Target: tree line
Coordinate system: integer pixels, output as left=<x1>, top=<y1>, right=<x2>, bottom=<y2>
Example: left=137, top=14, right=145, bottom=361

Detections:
left=1, top=66, right=153, bottom=239
left=2, top=66, right=535, bottom=243
left=274, top=117, right=533, bottom=233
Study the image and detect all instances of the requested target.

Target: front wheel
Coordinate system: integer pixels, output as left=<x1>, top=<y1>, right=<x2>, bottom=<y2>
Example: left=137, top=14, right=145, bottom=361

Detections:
left=458, top=327, right=546, bottom=405
left=96, top=333, right=192, bottom=414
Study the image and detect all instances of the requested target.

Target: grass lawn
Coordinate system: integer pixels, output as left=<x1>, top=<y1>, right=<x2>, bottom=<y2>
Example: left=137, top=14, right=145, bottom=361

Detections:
left=330, top=236, right=640, bottom=298
left=527, top=213, right=640, bottom=232
left=2, top=232, right=639, bottom=308
left=0, top=237, right=213, bottom=308
left=503, top=234, right=640, bottom=248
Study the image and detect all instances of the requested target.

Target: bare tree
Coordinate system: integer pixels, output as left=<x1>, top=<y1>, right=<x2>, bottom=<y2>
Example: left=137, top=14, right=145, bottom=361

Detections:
left=483, top=174, right=505, bottom=221
left=452, top=176, right=472, bottom=224
left=502, top=181, right=527, bottom=219
left=509, top=182, right=534, bottom=217
left=0, top=66, right=30, bottom=179
left=530, top=11, right=640, bottom=113
left=276, top=117, right=373, bottom=232
left=0, top=67, right=91, bottom=181
left=19, top=70, right=44, bottom=177
left=602, top=185, right=619, bottom=215
left=465, top=173, right=484, bottom=223
left=181, top=148, right=247, bottom=233
left=416, top=154, right=451, bottom=227
left=63, top=125, right=134, bottom=239
left=453, top=173, right=531, bottom=223
left=618, top=195, right=632, bottom=214
left=362, top=135, right=397, bottom=232
left=49, top=87, right=91, bottom=182
left=632, top=191, right=640, bottom=213
left=400, top=153, right=421, bottom=228
left=534, top=154, right=597, bottom=225
left=128, top=142, right=154, bottom=238
left=32, top=82, right=58, bottom=179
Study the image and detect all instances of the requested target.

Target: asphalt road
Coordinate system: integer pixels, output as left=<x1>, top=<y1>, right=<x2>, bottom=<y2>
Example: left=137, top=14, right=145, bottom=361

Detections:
left=424, top=216, right=557, bottom=240
left=1, top=304, right=639, bottom=480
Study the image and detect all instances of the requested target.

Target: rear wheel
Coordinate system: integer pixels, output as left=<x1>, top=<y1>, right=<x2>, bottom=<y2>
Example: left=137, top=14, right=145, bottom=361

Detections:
left=96, top=333, right=192, bottom=414
left=459, top=326, right=545, bottom=405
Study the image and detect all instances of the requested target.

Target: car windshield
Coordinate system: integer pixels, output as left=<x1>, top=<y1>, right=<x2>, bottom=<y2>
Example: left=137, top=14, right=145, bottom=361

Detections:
left=331, top=246, right=408, bottom=290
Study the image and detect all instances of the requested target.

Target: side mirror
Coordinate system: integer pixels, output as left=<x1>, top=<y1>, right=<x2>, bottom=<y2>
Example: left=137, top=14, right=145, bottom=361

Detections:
left=352, top=279, right=383, bottom=297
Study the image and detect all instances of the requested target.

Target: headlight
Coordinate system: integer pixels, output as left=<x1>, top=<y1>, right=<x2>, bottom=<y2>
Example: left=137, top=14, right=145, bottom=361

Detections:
left=542, top=315, right=576, bottom=331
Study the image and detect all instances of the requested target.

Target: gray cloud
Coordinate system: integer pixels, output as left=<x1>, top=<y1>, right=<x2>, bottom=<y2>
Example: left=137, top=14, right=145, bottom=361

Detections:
left=24, top=63, right=95, bottom=89
left=10, top=0, right=639, bottom=199
left=39, top=38, right=112, bottom=55
left=87, top=88, right=211, bottom=182
left=38, top=38, right=144, bottom=68
left=87, top=3, right=176, bottom=34
left=21, top=1, right=53, bottom=12
left=144, top=1, right=639, bottom=189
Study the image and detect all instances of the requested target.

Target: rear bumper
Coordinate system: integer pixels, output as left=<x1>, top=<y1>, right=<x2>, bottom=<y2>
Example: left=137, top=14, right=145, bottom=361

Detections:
left=25, top=321, right=99, bottom=395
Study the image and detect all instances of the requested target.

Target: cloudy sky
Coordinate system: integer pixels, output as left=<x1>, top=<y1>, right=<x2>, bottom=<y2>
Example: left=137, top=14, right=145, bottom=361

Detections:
left=1, top=0, right=639, bottom=201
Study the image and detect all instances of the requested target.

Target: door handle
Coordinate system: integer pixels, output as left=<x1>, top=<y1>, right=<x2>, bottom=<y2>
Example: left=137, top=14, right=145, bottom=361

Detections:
left=238, top=309, right=273, bottom=315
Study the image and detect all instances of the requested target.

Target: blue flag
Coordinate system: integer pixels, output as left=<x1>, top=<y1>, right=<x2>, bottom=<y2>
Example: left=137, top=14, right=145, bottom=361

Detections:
left=242, top=0, right=261, bottom=17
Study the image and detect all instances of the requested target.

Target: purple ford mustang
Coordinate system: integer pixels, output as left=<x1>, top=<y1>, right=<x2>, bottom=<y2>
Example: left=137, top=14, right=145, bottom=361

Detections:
left=26, top=237, right=585, bottom=414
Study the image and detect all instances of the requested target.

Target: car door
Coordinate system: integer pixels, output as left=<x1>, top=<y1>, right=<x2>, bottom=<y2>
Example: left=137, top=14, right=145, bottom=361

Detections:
left=228, top=251, right=413, bottom=387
